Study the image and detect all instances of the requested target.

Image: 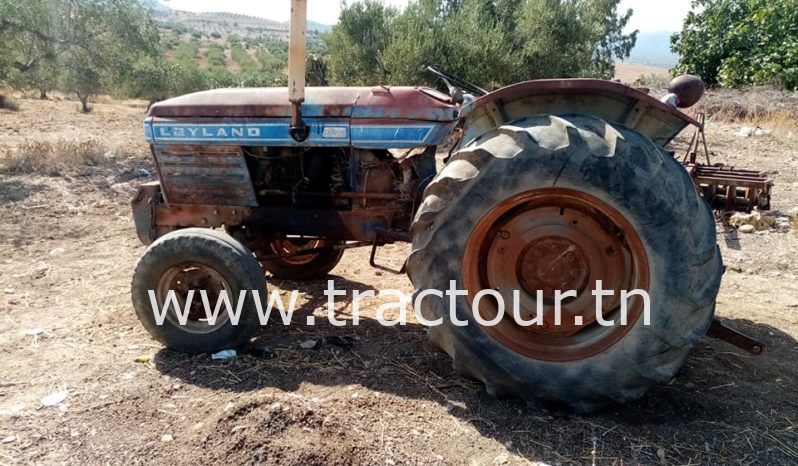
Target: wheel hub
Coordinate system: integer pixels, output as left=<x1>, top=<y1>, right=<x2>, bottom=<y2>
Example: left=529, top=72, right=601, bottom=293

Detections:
left=462, top=188, right=650, bottom=362
left=517, top=237, right=590, bottom=300
left=157, top=262, right=232, bottom=334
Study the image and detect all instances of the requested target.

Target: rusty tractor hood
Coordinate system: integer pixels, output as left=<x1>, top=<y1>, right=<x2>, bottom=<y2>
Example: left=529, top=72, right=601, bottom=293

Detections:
left=148, top=86, right=460, bottom=122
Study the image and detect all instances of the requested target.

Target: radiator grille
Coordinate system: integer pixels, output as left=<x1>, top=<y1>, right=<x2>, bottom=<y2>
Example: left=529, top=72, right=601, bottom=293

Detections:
left=154, top=144, right=257, bottom=206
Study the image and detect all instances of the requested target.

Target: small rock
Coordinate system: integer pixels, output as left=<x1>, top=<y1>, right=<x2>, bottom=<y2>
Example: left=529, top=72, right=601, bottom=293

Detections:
left=737, top=126, right=755, bottom=138
left=727, top=265, right=743, bottom=273
left=299, top=340, right=318, bottom=350
left=160, top=434, right=173, bottom=442
left=790, top=207, right=798, bottom=229
left=1, top=435, right=15, bottom=444
left=41, top=389, right=68, bottom=407
left=137, top=168, right=151, bottom=178
left=730, top=211, right=775, bottom=231
left=25, top=327, right=44, bottom=337
left=738, top=224, right=756, bottom=234
left=268, top=402, right=283, bottom=412
left=49, top=247, right=65, bottom=256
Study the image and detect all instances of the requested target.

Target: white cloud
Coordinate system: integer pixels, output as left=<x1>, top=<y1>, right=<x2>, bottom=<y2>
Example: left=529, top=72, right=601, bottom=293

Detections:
left=618, top=0, right=694, bottom=33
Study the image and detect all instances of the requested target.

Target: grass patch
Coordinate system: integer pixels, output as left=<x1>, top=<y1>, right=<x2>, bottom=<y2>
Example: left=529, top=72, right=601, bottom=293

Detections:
left=633, top=73, right=670, bottom=89
left=695, top=87, right=798, bottom=127
left=1, top=139, right=109, bottom=175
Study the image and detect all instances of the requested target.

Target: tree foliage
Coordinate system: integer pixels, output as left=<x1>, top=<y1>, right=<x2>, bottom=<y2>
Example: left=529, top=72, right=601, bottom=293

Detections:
left=672, top=0, right=798, bottom=90
left=325, top=0, right=637, bottom=88
left=0, top=0, right=159, bottom=111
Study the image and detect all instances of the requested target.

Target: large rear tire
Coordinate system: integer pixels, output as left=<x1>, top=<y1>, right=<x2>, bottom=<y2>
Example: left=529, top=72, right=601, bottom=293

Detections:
left=131, top=228, right=266, bottom=354
left=407, top=115, right=722, bottom=412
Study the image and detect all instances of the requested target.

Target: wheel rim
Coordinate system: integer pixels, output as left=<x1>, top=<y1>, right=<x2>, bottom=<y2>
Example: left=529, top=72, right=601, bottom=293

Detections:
left=461, top=188, right=650, bottom=362
left=269, top=238, right=325, bottom=265
left=156, top=262, right=232, bottom=334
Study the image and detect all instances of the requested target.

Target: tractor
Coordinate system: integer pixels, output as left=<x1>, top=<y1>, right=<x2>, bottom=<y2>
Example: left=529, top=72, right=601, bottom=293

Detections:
left=130, top=0, right=765, bottom=412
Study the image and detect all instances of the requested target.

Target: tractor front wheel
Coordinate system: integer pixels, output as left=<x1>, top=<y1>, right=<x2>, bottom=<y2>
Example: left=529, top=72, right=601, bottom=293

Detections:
left=407, top=115, right=722, bottom=412
left=131, top=228, right=265, bottom=354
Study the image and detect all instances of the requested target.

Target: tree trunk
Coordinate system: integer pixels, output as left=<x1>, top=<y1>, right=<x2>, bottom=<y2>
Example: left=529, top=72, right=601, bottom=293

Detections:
left=78, top=93, right=91, bottom=113
left=39, top=90, right=48, bottom=100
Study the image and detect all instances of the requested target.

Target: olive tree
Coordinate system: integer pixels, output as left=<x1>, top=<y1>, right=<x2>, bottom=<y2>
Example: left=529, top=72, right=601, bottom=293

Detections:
left=672, top=0, right=798, bottom=90
left=325, top=0, right=637, bottom=89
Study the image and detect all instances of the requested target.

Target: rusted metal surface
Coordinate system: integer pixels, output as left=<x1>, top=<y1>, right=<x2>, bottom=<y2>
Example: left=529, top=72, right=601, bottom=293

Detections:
left=460, top=79, right=700, bottom=147
left=131, top=181, right=162, bottom=245
left=267, top=238, right=325, bottom=265
left=258, top=189, right=409, bottom=201
left=707, top=318, right=764, bottom=355
left=682, top=114, right=773, bottom=212
left=245, top=207, right=402, bottom=241
left=689, top=165, right=773, bottom=212
left=461, top=188, right=650, bottom=362
left=152, top=144, right=258, bottom=207
left=150, top=202, right=402, bottom=242
left=369, top=228, right=411, bottom=274
left=148, top=86, right=459, bottom=122
left=157, top=262, right=231, bottom=334
left=148, top=87, right=363, bottom=118
left=154, top=203, right=251, bottom=228
left=669, top=75, right=705, bottom=108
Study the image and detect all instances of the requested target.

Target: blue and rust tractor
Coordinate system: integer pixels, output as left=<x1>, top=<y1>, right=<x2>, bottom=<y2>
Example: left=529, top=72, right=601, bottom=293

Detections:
left=130, top=0, right=766, bottom=411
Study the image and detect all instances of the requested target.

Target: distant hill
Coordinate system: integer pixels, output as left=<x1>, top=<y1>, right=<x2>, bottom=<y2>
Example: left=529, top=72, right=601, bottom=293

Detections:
left=627, top=31, right=679, bottom=69
left=150, top=4, right=332, bottom=41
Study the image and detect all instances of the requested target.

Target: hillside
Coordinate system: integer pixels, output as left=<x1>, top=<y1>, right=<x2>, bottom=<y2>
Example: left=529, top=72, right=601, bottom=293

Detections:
left=152, top=8, right=330, bottom=42
left=627, top=31, right=679, bottom=68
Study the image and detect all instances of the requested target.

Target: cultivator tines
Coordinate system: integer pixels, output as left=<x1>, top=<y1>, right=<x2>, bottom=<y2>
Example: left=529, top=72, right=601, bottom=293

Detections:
left=681, top=113, right=774, bottom=213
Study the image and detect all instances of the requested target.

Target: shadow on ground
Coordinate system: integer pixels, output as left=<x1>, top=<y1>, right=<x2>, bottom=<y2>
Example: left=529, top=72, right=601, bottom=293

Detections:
left=153, top=276, right=798, bottom=464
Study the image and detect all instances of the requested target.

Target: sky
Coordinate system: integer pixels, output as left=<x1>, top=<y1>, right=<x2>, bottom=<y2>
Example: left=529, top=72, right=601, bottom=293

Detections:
left=162, top=0, right=694, bottom=33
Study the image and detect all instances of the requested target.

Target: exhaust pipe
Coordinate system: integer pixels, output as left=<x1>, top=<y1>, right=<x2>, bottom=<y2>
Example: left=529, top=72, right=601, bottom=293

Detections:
left=288, top=0, right=309, bottom=141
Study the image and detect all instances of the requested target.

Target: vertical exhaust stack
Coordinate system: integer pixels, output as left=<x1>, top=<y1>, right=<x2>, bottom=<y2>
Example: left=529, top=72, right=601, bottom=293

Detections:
left=288, top=0, right=309, bottom=141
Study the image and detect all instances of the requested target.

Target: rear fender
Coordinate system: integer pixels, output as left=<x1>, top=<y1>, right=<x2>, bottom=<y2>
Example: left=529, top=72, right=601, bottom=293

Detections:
left=460, top=79, right=700, bottom=147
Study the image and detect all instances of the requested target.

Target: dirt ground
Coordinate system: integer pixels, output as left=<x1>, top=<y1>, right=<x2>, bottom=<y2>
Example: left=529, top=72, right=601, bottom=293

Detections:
left=0, top=95, right=797, bottom=465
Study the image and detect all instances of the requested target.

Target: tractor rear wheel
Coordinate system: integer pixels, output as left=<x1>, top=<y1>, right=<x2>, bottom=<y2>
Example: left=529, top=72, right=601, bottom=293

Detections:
left=407, top=115, right=722, bottom=412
